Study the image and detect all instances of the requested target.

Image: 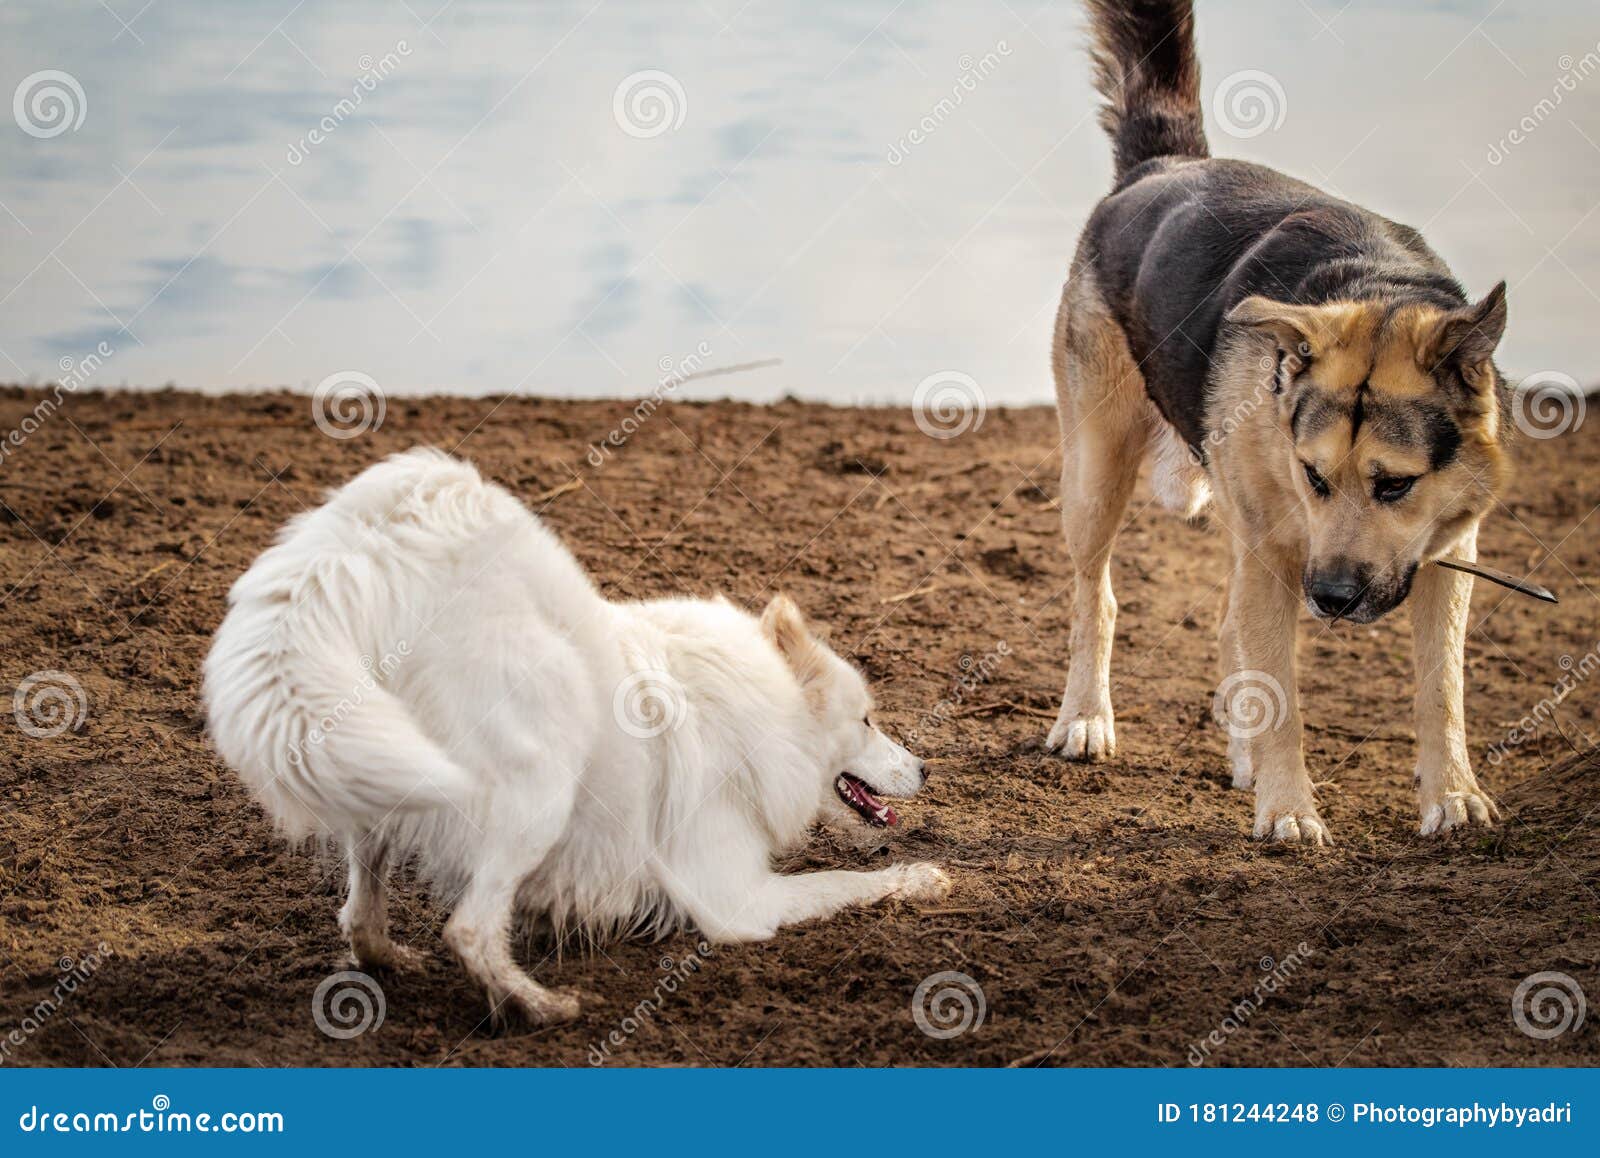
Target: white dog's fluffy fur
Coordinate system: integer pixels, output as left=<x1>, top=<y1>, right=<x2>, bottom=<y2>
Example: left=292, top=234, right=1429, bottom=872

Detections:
left=203, top=448, right=948, bottom=1024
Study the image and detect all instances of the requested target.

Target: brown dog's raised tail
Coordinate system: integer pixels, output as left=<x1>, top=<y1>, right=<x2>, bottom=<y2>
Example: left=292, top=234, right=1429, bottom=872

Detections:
left=1084, top=0, right=1209, bottom=181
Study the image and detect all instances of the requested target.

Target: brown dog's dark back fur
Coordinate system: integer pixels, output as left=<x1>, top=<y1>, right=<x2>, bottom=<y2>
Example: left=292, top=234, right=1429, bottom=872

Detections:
left=1080, top=0, right=1502, bottom=462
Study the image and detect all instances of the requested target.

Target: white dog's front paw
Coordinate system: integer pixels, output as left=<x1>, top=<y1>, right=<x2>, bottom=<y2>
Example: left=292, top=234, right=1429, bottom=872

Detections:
left=893, top=862, right=953, bottom=903
left=1253, top=799, right=1332, bottom=846
left=1419, top=788, right=1500, bottom=835
left=1046, top=707, right=1116, bottom=762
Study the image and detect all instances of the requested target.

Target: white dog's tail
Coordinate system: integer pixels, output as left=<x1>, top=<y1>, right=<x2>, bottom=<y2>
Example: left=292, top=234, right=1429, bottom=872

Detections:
left=204, top=588, right=472, bottom=840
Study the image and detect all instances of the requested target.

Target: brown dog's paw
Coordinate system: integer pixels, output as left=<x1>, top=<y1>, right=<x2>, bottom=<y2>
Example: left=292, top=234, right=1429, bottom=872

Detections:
left=1045, top=709, right=1117, bottom=762
left=1253, top=803, right=1333, bottom=846
left=1419, top=789, right=1499, bottom=835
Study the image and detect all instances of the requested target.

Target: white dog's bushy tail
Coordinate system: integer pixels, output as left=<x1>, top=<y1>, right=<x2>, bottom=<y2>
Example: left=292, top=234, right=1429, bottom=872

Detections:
left=204, top=553, right=472, bottom=839
left=205, top=634, right=472, bottom=839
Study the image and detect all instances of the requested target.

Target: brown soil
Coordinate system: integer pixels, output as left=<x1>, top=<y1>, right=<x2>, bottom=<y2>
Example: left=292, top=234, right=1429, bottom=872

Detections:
left=1, top=385, right=1597, bottom=1068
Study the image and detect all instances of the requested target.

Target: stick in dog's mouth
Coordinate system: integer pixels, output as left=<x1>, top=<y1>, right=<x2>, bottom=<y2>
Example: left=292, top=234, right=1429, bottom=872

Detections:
left=1435, top=556, right=1559, bottom=604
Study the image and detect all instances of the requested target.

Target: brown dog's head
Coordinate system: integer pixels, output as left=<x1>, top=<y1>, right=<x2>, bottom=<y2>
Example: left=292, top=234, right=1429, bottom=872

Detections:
left=1227, top=283, right=1511, bottom=623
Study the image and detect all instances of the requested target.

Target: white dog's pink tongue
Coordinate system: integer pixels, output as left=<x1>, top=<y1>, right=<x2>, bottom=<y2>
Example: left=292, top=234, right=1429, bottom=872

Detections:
left=837, top=773, right=897, bottom=827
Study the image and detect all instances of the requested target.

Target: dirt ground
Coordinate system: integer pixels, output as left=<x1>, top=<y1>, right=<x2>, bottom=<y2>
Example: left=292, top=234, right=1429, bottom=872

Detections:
left=1, top=385, right=1596, bottom=1068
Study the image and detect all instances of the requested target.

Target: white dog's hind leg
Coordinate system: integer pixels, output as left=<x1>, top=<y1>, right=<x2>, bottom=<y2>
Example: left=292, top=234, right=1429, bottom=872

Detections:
left=339, top=832, right=423, bottom=970
left=444, top=866, right=583, bottom=1027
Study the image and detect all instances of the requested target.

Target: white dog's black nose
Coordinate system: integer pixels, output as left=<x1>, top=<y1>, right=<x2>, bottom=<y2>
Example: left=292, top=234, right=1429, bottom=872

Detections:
left=916, top=758, right=929, bottom=784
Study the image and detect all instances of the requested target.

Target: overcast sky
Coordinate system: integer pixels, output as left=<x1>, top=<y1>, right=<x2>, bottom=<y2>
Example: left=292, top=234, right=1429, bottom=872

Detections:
left=2, top=0, right=1597, bottom=403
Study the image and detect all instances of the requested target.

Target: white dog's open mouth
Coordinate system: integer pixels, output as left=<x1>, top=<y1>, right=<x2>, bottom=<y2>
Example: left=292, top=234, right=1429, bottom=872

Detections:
left=835, top=773, right=897, bottom=827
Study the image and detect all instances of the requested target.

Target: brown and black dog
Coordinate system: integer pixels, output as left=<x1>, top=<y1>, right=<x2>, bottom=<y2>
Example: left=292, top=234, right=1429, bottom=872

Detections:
left=1045, top=0, right=1513, bottom=844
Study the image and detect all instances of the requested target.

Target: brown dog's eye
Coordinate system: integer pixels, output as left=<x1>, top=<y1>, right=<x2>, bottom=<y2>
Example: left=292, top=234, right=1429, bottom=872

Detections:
left=1303, top=463, right=1330, bottom=498
left=1374, top=476, right=1417, bottom=503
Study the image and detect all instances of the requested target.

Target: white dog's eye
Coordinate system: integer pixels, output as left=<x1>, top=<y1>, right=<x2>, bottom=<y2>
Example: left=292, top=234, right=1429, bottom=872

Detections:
left=862, top=715, right=871, bottom=727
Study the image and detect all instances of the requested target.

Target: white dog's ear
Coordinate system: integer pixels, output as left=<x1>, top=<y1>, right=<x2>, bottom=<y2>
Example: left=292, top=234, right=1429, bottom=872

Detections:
left=761, top=594, right=826, bottom=684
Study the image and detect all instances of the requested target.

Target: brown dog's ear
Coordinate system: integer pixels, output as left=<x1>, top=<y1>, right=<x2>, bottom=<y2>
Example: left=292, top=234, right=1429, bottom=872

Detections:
left=1421, top=281, right=1508, bottom=375
left=761, top=594, right=826, bottom=683
left=1226, top=297, right=1375, bottom=360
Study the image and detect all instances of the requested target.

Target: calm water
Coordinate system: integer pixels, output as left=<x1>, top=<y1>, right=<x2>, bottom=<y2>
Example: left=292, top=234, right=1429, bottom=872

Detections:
left=2, top=0, right=1597, bottom=404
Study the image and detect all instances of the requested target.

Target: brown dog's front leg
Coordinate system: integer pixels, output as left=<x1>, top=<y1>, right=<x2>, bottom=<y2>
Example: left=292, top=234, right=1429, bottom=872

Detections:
left=1222, top=548, right=1330, bottom=846
left=1412, top=524, right=1499, bottom=834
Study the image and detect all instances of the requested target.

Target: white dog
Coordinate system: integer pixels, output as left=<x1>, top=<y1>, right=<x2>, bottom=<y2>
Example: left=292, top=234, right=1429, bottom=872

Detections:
left=203, top=448, right=948, bottom=1024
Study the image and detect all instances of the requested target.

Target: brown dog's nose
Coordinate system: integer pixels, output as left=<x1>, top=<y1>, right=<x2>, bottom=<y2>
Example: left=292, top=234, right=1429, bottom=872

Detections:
left=1308, top=576, right=1363, bottom=619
